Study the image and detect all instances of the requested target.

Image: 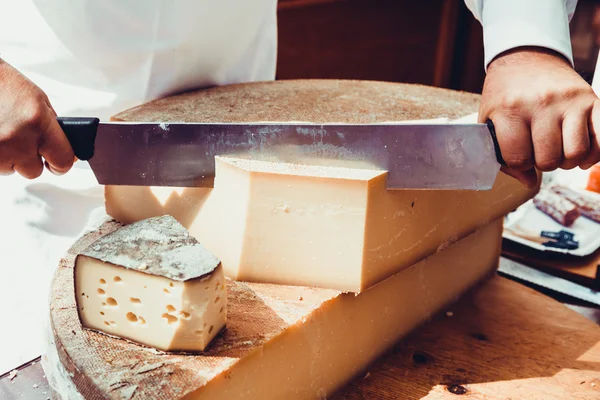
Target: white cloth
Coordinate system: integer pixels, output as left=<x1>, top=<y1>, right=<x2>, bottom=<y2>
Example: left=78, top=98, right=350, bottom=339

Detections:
left=0, top=0, right=277, bottom=374
left=0, top=0, right=278, bottom=119
left=464, top=0, right=578, bottom=70
left=465, top=1, right=600, bottom=112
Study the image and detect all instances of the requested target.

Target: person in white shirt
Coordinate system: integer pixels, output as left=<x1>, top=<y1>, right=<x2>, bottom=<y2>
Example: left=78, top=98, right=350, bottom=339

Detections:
left=0, top=0, right=597, bottom=189
left=0, top=0, right=597, bottom=373
left=465, top=0, right=599, bottom=187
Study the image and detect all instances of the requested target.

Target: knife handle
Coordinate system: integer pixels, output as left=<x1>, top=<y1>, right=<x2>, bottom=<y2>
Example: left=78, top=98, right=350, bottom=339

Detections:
left=485, top=119, right=506, bottom=166
left=57, top=117, right=100, bottom=161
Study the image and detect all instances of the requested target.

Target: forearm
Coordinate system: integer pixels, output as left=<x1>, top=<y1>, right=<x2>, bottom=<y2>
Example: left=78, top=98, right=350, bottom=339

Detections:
left=464, top=0, right=578, bottom=69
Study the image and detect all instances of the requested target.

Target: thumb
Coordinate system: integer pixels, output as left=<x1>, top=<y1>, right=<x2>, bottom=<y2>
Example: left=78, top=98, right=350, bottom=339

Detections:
left=500, top=165, right=539, bottom=189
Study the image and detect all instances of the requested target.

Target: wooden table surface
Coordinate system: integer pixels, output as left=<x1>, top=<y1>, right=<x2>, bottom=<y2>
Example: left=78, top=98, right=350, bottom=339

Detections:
left=2, top=258, right=599, bottom=400
left=333, top=269, right=600, bottom=399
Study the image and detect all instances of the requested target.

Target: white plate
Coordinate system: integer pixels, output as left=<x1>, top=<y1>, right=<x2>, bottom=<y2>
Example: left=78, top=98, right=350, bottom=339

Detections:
left=502, top=169, right=600, bottom=257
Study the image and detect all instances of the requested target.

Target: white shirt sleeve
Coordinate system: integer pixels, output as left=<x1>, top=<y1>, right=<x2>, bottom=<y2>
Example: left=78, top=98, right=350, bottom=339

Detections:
left=464, top=0, right=578, bottom=69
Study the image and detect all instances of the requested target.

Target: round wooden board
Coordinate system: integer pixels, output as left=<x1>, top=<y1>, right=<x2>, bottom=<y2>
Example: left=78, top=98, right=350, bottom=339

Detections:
left=49, top=220, right=344, bottom=400
left=111, top=79, right=480, bottom=123
left=49, top=225, right=600, bottom=399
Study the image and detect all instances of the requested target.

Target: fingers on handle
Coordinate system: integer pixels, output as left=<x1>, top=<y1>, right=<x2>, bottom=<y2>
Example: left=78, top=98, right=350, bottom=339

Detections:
left=500, top=165, right=539, bottom=189
left=0, top=163, right=15, bottom=176
left=38, top=116, right=74, bottom=175
left=489, top=115, right=535, bottom=171
left=561, top=107, right=591, bottom=170
left=581, top=99, right=600, bottom=169
left=488, top=115, right=538, bottom=188
left=531, top=114, right=563, bottom=172
left=13, top=154, right=44, bottom=179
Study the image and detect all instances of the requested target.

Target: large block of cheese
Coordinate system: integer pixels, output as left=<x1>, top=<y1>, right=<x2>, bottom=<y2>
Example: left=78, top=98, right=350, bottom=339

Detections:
left=106, top=157, right=537, bottom=292
left=105, top=79, right=538, bottom=292
left=74, top=216, right=226, bottom=352
left=50, top=218, right=504, bottom=399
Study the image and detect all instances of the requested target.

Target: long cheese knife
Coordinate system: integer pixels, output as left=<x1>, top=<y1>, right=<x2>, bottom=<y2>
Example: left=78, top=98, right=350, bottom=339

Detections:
left=57, top=117, right=505, bottom=190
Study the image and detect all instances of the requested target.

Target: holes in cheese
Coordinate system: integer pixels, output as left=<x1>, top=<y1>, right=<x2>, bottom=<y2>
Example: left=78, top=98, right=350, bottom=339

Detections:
left=126, top=312, right=138, bottom=323
left=99, top=279, right=106, bottom=285
left=179, top=311, right=191, bottom=319
left=74, top=215, right=227, bottom=352
left=161, top=313, right=178, bottom=324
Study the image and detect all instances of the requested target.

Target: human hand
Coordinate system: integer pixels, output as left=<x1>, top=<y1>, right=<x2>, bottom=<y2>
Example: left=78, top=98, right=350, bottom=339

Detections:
left=0, top=59, right=74, bottom=179
left=479, top=47, right=600, bottom=188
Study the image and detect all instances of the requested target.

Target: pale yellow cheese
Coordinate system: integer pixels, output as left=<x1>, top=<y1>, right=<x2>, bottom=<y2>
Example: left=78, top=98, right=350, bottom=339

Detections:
left=76, top=259, right=226, bottom=352
left=74, top=216, right=227, bottom=352
left=106, top=157, right=537, bottom=292
left=186, top=220, right=504, bottom=399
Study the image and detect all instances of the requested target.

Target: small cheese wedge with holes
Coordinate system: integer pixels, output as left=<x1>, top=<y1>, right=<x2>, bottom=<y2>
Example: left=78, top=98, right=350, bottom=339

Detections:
left=74, top=215, right=226, bottom=352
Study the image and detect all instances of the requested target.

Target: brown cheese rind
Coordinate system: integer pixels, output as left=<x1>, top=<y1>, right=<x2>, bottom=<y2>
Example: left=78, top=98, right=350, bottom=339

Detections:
left=79, top=215, right=220, bottom=281
left=533, top=189, right=580, bottom=226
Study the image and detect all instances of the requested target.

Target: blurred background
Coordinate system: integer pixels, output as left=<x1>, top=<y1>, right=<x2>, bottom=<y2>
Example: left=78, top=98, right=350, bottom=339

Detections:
left=275, top=0, right=600, bottom=93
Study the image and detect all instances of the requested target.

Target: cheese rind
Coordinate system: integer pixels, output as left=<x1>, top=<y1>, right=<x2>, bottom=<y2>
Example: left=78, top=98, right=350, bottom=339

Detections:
left=74, top=216, right=226, bottom=352
left=79, top=215, right=220, bottom=281
left=106, top=157, right=538, bottom=292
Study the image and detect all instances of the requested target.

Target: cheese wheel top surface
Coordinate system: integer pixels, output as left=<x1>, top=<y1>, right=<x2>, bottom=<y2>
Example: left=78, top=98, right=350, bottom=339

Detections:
left=112, top=79, right=480, bottom=123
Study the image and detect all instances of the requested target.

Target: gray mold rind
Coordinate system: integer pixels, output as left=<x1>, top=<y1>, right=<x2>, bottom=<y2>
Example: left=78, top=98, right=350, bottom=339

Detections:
left=79, top=215, right=220, bottom=281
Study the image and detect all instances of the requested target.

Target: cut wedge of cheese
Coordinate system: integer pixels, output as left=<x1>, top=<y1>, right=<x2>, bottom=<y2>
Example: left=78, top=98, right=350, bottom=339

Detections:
left=106, top=156, right=537, bottom=292
left=50, top=218, right=504, bottom=399
left=74, top=216, right=226, bottom=352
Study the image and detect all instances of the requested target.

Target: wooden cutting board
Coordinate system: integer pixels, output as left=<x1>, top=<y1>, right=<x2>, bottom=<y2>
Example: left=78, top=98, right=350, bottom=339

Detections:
left=48, top=232, right=600, bottom=400
left=47, top=220, right=600, bottom=400
left=334, top=258, right=600, bottom=399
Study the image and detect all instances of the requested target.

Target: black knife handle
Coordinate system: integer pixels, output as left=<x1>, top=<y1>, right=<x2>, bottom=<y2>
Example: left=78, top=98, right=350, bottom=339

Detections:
left=57, top=117, right=99, bottom=161
left=485, top=119, right=506, bottom=166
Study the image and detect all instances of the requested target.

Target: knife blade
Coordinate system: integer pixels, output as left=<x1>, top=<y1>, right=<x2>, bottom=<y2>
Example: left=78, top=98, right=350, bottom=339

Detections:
left=57, top=117, right=504, bottom=190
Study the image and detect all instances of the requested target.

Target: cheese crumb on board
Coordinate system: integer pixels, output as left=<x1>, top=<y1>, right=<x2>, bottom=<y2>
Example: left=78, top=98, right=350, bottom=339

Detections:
left=75, top=215, right=226, bottom=352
